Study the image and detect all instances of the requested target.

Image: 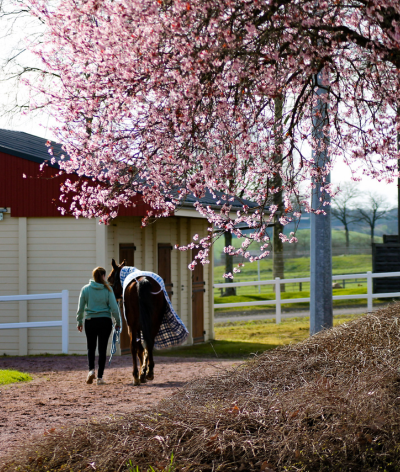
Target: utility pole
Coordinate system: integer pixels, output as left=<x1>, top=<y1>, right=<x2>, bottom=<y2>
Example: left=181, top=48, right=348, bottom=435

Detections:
left=310, top=70, right=333, bottom=335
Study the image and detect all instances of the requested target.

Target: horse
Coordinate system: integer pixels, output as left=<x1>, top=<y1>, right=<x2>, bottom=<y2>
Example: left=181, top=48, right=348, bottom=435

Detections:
left=107, top=259, right=166, bottom=386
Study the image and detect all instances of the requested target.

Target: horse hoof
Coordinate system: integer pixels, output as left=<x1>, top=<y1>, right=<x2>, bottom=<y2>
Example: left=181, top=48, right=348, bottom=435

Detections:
left=140, top=377, right=147, bottom=384
left=133, top=378, right=140, bottom=386
left=146, top=373, right=154, bottom=381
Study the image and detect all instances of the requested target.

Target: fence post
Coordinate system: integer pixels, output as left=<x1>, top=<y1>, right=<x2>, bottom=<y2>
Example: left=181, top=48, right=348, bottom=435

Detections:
left=61, top=290, right=69, bottom=354
left=275, top=277, right=281, bottom=324
left=367, top=271, right=373, bottom=313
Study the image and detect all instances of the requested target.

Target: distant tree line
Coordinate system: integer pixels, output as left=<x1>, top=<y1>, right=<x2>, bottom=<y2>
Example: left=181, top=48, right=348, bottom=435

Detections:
left=331, top=182, right=394, bottom=247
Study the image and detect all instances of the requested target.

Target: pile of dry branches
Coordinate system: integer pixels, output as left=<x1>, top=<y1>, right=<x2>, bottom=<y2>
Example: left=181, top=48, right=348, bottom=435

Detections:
left=3, top=304, right=400, bottom=471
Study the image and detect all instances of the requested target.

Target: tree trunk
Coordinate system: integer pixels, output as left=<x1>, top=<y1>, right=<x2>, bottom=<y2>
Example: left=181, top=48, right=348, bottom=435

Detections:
left=224, top=231, right=236, bottom=296
left=273, top=215, right=285, bottom=291
left=345, top=226, right=350, bottom=250
left=273, top=96, right=285, bottom=292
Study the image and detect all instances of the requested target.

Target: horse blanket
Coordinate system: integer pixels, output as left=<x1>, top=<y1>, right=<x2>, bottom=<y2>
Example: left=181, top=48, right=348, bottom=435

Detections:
left=120, top=266, right=189, bottom=350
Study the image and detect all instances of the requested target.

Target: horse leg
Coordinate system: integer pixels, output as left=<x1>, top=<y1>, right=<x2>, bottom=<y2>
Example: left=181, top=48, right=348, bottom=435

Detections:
left=146, top=344, right=155, bottom=381
left=130, top=335, right=140, bottom=386
left=146, top=292, right=165, bottom=381
left=137, top=342, right=148, bottom=383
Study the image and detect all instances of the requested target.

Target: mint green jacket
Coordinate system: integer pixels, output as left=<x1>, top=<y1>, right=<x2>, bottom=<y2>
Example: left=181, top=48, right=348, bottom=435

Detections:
left=76, top=280, right=121, bottom=327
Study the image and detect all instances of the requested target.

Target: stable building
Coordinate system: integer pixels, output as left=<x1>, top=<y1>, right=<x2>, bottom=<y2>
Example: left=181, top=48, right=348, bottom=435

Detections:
left=0, top=129, right=217, bottom=355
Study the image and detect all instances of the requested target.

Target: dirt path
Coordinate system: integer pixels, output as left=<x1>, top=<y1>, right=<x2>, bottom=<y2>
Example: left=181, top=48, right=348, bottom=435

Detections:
left=0, top=355, right=240, bottom=458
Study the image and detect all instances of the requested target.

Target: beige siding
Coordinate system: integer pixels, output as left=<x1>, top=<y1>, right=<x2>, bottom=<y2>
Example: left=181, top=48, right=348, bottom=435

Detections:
left=27, top=217, right=96, bottom=355
left=0, top=213, right=19, bottom=355
left=107, top=224, right=115, bottom=273
left=111, top=216, right=143, bottom=266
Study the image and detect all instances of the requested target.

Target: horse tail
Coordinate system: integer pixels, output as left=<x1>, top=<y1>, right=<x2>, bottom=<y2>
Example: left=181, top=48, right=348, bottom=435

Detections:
left=137, top=277, right=153, bottom=349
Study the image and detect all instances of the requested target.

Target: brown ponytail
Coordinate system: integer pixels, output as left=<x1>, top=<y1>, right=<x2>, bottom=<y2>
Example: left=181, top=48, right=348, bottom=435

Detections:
left=92, top=267, right=112, bottom=292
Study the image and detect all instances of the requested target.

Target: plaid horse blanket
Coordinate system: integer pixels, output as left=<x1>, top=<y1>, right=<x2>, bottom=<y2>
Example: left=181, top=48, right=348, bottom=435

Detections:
left=120, top=267, right=189, bottom=350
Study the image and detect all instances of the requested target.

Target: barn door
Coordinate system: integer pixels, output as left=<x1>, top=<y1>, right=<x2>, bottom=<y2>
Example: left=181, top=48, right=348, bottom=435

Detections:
left=119, top=243, right=136, bottom=355
left=158, top=243, right=173, bottom=299
left=119, top=243, right=136, bottom=267
left=192, top=248, right=205, bottom=344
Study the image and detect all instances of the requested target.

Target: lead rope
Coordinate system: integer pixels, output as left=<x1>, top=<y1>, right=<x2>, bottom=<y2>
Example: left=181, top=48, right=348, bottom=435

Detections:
left=108, top=325, right=121, bottom=366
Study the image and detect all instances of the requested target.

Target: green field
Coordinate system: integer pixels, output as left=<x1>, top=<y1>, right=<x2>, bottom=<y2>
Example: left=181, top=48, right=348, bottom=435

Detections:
left=0, top=369, right=32, bottom=385
left=158, top=314, right=363, bottom=359
left=213, top=229, right=379, bottom=266
left=215, top=253, right=372, bottom=282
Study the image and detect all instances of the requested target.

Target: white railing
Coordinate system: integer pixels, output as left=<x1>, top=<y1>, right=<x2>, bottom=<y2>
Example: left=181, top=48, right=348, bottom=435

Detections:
left=214, top=271, right=400, bottom=324
left=0, top=290, right=69, bottom=353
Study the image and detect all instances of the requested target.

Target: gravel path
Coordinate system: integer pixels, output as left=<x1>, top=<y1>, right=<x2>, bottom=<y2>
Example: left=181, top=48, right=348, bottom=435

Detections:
left=0, top=355, right=240, bottom=458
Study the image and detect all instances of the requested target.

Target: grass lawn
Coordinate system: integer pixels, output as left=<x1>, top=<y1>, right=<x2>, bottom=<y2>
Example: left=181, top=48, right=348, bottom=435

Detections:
left=0, top=369, right=32, bottom=385
left=157, top=313, right=364, bottom=359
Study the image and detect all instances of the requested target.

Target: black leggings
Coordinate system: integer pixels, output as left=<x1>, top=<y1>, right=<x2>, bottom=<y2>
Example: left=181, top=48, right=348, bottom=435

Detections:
left=85, top=317, right=113, bottom=379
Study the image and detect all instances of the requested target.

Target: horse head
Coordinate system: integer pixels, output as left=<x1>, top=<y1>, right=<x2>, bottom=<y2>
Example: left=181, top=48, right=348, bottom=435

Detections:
left=107, top=258, right=125, bottom=300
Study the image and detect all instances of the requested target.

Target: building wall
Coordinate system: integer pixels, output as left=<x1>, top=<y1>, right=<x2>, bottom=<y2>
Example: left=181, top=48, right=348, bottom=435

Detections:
left=110, top=215, right=214, bottom=345
left=110, top=216, right=144, bottom=268
left=0, top=212, right=214, bottom=355
left=0, top=151, right=154, bottom=218
left=0, top=215, right=97, bottom=355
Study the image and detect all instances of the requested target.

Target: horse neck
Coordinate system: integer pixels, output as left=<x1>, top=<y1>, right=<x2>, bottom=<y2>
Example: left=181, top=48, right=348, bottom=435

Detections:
left=114, top=270, right=123, bottom=299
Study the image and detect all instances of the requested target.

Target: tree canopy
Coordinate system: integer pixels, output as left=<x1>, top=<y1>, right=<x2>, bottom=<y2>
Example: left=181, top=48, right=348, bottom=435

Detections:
left=25, top=0, right=400, bottom=265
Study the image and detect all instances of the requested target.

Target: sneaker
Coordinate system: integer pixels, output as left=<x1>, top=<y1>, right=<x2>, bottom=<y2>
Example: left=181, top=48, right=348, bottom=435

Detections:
left=86, top=370, right=96, bottom=384
left=97, top=378, right=106, bottom=385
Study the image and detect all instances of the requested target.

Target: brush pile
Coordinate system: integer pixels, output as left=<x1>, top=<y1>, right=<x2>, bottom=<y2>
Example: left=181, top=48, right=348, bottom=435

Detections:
left=3, top=305, right=400, bottom=471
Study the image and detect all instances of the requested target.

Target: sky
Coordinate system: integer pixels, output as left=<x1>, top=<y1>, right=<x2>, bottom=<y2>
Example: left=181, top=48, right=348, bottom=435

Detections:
left=331, top=160, right=398, bottom=207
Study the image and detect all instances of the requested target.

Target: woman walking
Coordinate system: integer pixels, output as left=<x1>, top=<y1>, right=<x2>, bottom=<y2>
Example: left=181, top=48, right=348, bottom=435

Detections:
left=77, top=267, right=121, bottom=385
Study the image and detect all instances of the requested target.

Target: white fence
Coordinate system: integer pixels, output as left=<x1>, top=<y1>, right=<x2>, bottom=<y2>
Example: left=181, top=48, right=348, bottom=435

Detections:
left=0, top=290, right=69, bottom=353
left=214, top=271, right=400, bottom=323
